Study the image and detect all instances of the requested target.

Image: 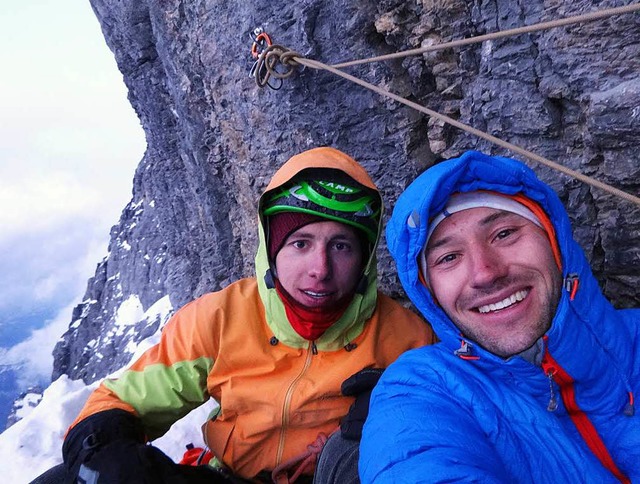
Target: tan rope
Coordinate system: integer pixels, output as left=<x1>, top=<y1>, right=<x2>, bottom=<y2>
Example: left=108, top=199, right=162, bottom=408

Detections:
left=254, top=3, right=640, bottom=206
left=331, top=3, right=640, bottom=69
left=254, top=44, right=300, bottom=88
left=295, top=55, right=640, bottom=206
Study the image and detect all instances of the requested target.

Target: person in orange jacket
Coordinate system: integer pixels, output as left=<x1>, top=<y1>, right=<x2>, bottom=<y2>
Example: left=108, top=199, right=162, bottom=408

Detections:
left=35, top=147, right=435, bottom=483
left=48, top=147, right=435, bottom=484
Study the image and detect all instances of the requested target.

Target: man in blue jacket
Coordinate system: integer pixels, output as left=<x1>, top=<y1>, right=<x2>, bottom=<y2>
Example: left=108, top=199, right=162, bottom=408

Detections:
left=360, top=151, right=640, bottom=483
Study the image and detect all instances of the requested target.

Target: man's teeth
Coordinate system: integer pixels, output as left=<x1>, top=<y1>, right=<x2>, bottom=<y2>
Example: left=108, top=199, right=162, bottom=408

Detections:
left=304, top=291, right=330, bottom=297
left=478, top=290, right=529, bottom=314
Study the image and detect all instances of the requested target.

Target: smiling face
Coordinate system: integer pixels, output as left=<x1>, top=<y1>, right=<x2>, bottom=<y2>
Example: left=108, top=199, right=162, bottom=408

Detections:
left=425, top=207, right=562, bottom=357
left=275, top=220, right=364, bottom=309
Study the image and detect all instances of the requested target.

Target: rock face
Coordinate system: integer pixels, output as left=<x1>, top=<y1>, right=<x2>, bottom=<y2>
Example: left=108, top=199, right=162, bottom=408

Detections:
left=53, top=0, right=640, bottom=383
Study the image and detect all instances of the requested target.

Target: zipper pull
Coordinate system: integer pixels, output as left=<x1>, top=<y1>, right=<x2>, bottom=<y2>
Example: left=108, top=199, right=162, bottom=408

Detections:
left=564, top=273, right=580, bottom=301
left=547, top=370, right=558, bottom=412
left=311, top=341, right=318, bottom=355
left=454, top=338, right=480, bottom=360
left=624, top=392, right=635, bottom=416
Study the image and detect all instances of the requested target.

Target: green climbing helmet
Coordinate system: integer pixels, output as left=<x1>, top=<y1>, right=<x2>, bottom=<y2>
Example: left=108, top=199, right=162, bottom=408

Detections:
left=263, top=172, right=381, bottom=242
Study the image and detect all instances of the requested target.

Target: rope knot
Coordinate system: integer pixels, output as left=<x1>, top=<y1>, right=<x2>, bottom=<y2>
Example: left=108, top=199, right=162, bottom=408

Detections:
left=254, top=44, right=302, bottom=89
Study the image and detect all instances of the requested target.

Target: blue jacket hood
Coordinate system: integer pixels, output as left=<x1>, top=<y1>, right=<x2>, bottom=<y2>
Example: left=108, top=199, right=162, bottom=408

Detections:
left=386, top=150, right=601, bottom=354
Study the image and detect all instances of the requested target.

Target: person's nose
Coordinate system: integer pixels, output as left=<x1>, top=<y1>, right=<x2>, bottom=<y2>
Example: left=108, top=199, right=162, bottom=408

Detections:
left=468, top=244, right=508, bottom=288
left=307, top=245, right=332, bottom=280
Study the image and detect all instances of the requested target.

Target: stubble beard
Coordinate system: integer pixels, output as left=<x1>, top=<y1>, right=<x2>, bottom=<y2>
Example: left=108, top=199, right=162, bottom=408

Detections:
left=454, top=272, right=562, bottom=358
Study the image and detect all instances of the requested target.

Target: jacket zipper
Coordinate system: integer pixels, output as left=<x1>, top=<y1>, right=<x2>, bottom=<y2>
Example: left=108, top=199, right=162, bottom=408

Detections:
left=541, top=338, right=629, bottom=484
left=275, top=341, right=315, bottom=466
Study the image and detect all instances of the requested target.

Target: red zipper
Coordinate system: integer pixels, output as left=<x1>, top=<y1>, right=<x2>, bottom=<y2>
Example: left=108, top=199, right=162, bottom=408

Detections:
left=541, top=337, right=629, bottom=484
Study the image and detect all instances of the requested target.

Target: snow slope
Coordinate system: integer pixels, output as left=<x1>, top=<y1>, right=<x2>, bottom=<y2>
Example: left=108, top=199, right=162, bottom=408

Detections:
left=0, top=295, right=218, bottom=482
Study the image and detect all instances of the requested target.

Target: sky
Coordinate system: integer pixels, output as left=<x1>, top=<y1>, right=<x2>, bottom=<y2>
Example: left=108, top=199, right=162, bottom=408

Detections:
left=0, top=0, right=144, bottom=393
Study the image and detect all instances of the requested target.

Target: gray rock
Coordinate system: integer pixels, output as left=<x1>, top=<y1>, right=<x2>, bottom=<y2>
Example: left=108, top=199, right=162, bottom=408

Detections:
left=53, top=0, right=640, bottom=383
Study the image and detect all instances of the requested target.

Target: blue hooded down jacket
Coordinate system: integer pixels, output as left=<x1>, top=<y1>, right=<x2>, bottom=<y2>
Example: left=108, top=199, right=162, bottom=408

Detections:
left=360, top=151, right=640, bottom=483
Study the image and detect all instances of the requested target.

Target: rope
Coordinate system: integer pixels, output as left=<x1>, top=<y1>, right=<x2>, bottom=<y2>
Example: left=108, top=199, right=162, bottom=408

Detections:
left=299, top=56, right=640, bottom=206
left=254, top=44, right=301, bottom=89
left=332, top=3, right=640, bottom=68
left=252, top=5, right=640, bottom=206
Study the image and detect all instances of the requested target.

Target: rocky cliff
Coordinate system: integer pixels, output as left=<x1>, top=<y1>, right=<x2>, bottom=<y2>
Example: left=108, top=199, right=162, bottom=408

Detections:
left=53, top=0, right=640, bottom=383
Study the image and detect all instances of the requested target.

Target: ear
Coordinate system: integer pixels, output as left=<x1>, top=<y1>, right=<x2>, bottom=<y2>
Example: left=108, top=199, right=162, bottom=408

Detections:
left=418, top=269, right=441, bottom=307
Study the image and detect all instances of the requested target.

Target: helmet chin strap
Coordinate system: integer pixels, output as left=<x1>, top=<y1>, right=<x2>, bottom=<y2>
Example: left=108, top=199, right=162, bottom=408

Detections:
left=264, top=267, right=276, bottom=289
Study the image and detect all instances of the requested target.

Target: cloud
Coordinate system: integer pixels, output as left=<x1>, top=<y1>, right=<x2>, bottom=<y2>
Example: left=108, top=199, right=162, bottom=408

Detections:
left=0, top=301, right=77, bottom=386
left=0, top=173, right=104, bottom=237
left=0, top=0, right=145, bottom=241
left=0, top=1, right=145, bottom=334
left=0, top=216, right=109, bottom=317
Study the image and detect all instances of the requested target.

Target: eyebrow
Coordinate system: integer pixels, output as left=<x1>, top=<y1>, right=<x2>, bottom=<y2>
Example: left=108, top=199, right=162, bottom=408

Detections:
left=479, top=210, right=515, bottom=225
left=427, top=210, right=516, bottom=250
left=289, top=230, right=354, bottom=241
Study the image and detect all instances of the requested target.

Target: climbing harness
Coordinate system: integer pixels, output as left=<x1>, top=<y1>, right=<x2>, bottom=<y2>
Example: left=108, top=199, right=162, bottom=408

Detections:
left=251, top=4, right=640, bottom=207
left=270, top=430, right=332, bottom=483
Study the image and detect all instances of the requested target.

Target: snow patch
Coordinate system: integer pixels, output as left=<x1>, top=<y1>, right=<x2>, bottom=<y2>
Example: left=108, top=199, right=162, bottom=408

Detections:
left=0, top=376, right=99, bottom=482
left=115, top=295, right=145, bottom=328
left=146, top=295, right=173, bottom=323
left=124, top=296, right=173, bottom=361
left=0, top=296, right=180, bottom=482
left=15, top=392, right=43, bottom=420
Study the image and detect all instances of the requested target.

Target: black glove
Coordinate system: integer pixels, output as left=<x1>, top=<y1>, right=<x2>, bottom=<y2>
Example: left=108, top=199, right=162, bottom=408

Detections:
left=63, top=409, right=232, bottom=483
left=340, top=368, right=384, bottom=441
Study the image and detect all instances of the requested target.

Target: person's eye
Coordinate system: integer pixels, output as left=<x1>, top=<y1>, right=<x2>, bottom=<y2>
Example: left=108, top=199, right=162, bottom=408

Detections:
left=291, top=240, right=307, bottom=249
left=435, top=253, right=458, bottom=265
left=333, top=242, right=351, bottom=251
left=495, top=227, right=517, bottom=241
